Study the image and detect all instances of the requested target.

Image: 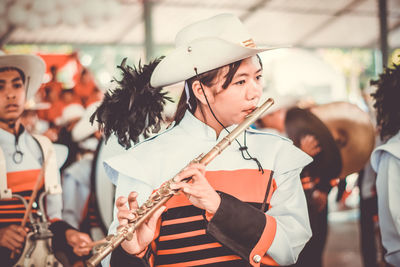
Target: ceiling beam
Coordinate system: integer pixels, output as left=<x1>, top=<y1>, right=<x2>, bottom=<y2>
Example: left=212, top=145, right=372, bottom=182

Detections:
left=0, top=25, right=16, bottom=48
left=294, top=0, right=365, bottom=46
left=113, top=16, right=143, bottom=44
left=143, top=0, right=154, bottom=61
left=112, top=2, right=142, bottom=44
left=367, top=19, right=400, bottom=49
left=240, top=0, right=271, bottom=22
left=378, top=0, right=388, bottom=67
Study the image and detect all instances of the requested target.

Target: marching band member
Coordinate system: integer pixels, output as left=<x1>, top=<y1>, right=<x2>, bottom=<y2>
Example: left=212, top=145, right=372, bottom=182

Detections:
left=0, top=53, right=92, bottom=266
left=371, top=63, right=400, bottom=266
left=96, top=14, right=313, bottom=266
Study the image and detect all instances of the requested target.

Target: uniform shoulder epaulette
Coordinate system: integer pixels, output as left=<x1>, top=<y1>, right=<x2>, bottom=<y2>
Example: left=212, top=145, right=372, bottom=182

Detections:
left=246, top=127, right=292, bottom=142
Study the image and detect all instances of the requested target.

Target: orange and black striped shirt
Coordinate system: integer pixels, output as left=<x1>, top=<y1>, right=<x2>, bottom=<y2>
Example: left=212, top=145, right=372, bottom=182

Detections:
left=0, top=169, right=44, bottom=228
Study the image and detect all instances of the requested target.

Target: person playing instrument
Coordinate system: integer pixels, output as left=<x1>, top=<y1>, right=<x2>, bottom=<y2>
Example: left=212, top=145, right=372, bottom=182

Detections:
left=95, top=14, right=313, bottom=266
left=370, top=63, right=400, bottom=266
left=0, top=53, right=93, bottom=266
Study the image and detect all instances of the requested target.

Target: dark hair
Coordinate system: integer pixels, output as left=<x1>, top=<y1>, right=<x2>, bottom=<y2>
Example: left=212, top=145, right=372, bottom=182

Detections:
left=370, top=63, right=400, bottom=141
left=50, top=65, right=58, bottom=73
left=174, top=55, right=263, bottom=124
left=0, top=67, right=26, bottom=83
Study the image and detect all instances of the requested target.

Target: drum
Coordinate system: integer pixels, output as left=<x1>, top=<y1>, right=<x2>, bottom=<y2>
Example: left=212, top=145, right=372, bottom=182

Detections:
left=14, top=233, right=62, bottom=267
left=11, top=192, right=63, bottom=267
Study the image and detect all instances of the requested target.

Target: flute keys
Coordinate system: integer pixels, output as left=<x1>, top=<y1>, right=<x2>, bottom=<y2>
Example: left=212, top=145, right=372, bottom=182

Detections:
left=159, top=186, right=170, bottom=196
left=137, top=208, right=146, bottom=215
left=126, top=232, right=134, bottom=241
left=152, top=192, right=162, bottom=201
left=145, top=201, right=154, bottom=208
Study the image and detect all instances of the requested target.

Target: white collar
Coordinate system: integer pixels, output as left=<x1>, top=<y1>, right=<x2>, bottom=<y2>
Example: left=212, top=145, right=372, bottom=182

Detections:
left=0, top=127, right=26, bottom=144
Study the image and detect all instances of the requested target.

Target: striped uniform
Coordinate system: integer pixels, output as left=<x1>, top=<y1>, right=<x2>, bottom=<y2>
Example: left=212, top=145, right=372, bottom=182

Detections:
left=0, top=127, right=62, bottom=226
left=104, top=111, right=312, bottom=267
left=0, top=127, right=74, bottom=264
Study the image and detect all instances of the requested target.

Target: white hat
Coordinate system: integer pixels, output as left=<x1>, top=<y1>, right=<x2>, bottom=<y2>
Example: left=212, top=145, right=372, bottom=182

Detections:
left=71, top=101, right=100, bottom=142
left=77, top=137, right=99, bottom=151
left=24, top=98, right=51, bottom=110
left=150, top=14, right=284, bottom=87
left=0, top=54, right=45, bottom=100
left=55, top=103, right=85, bottom=126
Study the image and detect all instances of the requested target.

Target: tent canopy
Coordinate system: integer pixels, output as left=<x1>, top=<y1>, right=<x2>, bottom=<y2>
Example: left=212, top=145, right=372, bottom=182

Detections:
left=3, top=0, right=400, bottom=49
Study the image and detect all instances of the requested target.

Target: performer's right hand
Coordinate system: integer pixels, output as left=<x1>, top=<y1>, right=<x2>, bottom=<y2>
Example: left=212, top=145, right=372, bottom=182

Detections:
left=0, top=224, right=28, bottom=253
left=117, top=191, right=165, bottom=255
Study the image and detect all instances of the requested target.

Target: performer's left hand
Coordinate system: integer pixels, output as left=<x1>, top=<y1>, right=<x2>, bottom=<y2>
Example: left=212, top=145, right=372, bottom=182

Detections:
left=171, top=163, right=221, bottom=214
left=65, top=229, right=93, bottom=256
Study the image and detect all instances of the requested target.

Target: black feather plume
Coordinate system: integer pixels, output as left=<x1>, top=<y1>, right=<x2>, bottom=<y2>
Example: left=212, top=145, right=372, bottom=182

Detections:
left=90, top=57, right=172, bottom=149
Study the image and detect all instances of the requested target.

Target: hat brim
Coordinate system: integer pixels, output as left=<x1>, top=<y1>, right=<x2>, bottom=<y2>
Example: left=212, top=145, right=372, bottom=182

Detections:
left=0, top=55, right=45, bottom=100
left=285, top=107, right=342, bottom=180
left=72, top=101, right=100, bottom=142
left=24, top=99, right=51, bottom=110
left=150, top=37, right=285, bottom=87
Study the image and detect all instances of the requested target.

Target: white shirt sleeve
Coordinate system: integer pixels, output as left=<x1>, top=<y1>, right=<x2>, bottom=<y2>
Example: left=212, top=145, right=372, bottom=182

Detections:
left=386, top=156, right=400, bottom=235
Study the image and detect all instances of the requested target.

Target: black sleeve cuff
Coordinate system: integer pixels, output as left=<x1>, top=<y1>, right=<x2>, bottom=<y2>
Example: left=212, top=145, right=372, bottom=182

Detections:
left=206, top=192, right=266, bottom=261
left=49, top=220, right=75, bottom=252
left=110, top=245, right=148, bottom=266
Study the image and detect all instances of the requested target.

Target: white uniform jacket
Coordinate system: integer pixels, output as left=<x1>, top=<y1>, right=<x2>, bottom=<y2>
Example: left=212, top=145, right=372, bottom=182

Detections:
left=0, top=127, right=62, bottom=220
left=104, top=111, right=312, bottom=266
left=371, top=131, right=400, bottom=266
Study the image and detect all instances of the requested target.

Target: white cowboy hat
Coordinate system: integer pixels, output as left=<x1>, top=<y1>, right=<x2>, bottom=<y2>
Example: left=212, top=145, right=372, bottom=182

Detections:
left=55, top=103, right=85, bottom=126
left=150, top=13, right=285, bottom=87
left=0, top=54, right=46, bottom=100
left=71, top=101, right=101, bottom=142
left=77, top=137, right=99, bottom=151
left=24, top=98, right=51, bottom=110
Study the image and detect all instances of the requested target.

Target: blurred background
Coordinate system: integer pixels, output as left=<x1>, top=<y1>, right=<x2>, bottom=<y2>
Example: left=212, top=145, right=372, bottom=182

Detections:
left=1, top=1, right=400, bottom=266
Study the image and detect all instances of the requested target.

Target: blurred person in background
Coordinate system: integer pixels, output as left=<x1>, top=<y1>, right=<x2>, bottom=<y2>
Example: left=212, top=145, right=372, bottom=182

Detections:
left=37, top=65, right=62, bottom=103
left=85, top=86, right=104, bottom=108
left=54, top=103, right=85, bottom=173
left=20, top=98, right=51, bottom=135
left=37, top=65, right=64, bottom=125
left=255, top=92, right=299, bottom=135
left=370, top=63, right=400, bottom=267
left=358, top=155, right=382, bottom=267
left=41, top=87, right=82, bottom=144
left=356, top=87, right=384, bottom=267
left=256, top=95, right=336, bottom=267
left=255, top=93, right=321, bottom=157
left=290, top=101, right=375, bottom=267
left=284, top=106, right=341, bottom=267
left=0, top=53, right=92, bottom=266
left=62, top=101, right=102, bottom=235
left=74, top=68, right=96, bottom=107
